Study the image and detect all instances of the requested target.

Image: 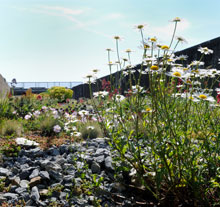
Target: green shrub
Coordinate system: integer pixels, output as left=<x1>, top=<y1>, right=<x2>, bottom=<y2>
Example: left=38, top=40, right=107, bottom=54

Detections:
left=86, top=19, right=220, bottom=205
left=39, top=116, right=62, bottom=137
left=48, top=86, right=73, bottom=102
left=0, top=119, right=23, bottom=137
left=0, top=139, right=21, bottom=157
left=80, top=122, right=103, bottom=139
left=0, top=97, right=14, bottom=119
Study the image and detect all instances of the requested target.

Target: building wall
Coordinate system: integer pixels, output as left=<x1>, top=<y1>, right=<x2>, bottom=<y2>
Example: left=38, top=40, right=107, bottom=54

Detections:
left=74, top=36, right=220, bottom=99
left=0, top=74, right=10, bottom=97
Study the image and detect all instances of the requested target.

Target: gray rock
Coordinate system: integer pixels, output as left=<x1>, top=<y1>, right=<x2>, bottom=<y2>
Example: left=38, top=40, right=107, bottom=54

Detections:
left=48, top=170, right=63, bottom=182
left=91, top=161, right=101, bottom=174
left=0, top=167, right=9, bottom=176
left=55, top=157, right=66, bottom=166
left=11, top=166, right=19, bottom=174
left=20, top=192, right=30, bottom=202
left=63, top=175, right=75, bottom=183
left=9, top=176, right=20, bottom=186
left=15, top=187, right=27, bottom=195
left=20, top=180, right=29, bottom=188
left=17, top=156, right=31, bottom=165
left=31, top=186, right=40, bottom=201
left=48, top=148, right=60, bottom=156
left=66, top=154, right=74, bottom=164
left=39, top=171, right=50, bottom=180
left=95, top=148, right=108, bottom=156
left=19, top=163, right=29, bottom=170
left=64, top=183, right=73, bottom=188
left=45, top=162, right=62, bottom=172
left=29, top=169, right=39, bottom=179
left=37, top=184, right=47, bottom=189
left=20, top=169, right=31, bottom=180
left=94, top=155, right=105, bottom=164
left=37, top=200, right=47, bottom=206
left=0, top=195, right=7, bottom=202
left=3, top=193, right=18, bottom=200
left=40, top=160, right=50, bottom=169
left=25, top=199, right=34, bottom=206
left=105, top=156, right=114, bottom=172
left=26, top=147, right=44, bottom=157
left=59, top=192, right=67, bottom=201
left=74, top=178, right=82, bottom=187
left=59, top=144, right=69, bottom=154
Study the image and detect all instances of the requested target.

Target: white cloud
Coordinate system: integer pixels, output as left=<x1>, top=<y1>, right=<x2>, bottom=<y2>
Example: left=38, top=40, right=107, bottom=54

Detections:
left=148, top=19, right=191, bottom=44
left=39, top=5, right=85, bottom=16
left=14, top=5, right=112, bottom=38
left=105, top=13, right=123, bottom=20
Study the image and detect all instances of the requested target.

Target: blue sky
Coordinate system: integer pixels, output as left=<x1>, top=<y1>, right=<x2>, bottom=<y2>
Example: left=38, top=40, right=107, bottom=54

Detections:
left=0, top=0, right=220, bottom=83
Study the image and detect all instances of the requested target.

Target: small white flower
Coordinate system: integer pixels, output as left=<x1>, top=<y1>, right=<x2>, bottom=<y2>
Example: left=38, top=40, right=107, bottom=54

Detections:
left=123, top=71, right=129, bottom=76
left=24, top=114, right=32, bottom=120
left=190, top=61, right=204, bottom=66
left=87, top=126, right=95, bottom=130
left=64, top=126, right=69, bottom=131
left=42, top=106, right=48, bottom=111
left=198, top=47, right=213, bottom=55
left=72, top=126, right=77, bottom=131
left=194, top=93, right=215, bottom=102
left=71, top=132, right=81, bottom=137
left=33, top=110, right=41, bottom=117
left=53, top=125, right=61, bottom=133
left=175, top=55, right=188, bottom=61
left=78, top=110, right=89, bottom=117
left=93, top=91, right=109, bottom=98
left=115, top=95, right=125, bottom=102
left=52, top=110, right=59, bottom=119
left=134, top=24, right=147, bottom=31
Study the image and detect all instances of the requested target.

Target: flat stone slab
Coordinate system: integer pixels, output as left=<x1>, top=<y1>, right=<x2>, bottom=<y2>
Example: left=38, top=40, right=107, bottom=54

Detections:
left=16, top=138, right=39, bottom=147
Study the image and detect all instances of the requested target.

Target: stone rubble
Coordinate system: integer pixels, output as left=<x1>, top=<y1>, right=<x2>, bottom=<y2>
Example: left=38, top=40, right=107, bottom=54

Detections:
left=0, top=138, right=135, bottom=206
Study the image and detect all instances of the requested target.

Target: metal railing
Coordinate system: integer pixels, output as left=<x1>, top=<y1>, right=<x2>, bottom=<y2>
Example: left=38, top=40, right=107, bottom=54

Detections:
left=8, top=82, right=82, bottom=89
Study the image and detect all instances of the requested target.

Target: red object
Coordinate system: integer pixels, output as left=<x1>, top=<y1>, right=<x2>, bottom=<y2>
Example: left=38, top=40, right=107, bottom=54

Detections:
left=36, top=95, right=42, bottom=101
left=217, top=93, right=220, bottom=103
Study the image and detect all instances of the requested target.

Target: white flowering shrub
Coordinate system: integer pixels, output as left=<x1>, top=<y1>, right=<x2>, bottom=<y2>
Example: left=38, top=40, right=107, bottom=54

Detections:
left=87, top=18, right=220, bottom=205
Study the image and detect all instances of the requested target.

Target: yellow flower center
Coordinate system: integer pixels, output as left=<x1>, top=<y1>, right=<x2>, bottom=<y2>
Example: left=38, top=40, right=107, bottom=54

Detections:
left=150, top=37, right=157, bottom=42
left=146, top=108, right=152, bottom=112
left=189, top=96, right=194, bottom=100
left=199, top=94, right=207, bottom=99
left=150, top=65, right=159, bottom=71
left=144, top=44, right=150, bottom=49
left=183, top=68, right=189, bottom=71
left=173, top=17, right=181, bottom=22
left=161, top=45, right=169, bottom=50
left=191, top=69, right=199, bottom=73
left=173, top=72, right=181, bottom=77
left=186, top=80, right=192, bottom=84
left=137, top=25, right=144, bottom=29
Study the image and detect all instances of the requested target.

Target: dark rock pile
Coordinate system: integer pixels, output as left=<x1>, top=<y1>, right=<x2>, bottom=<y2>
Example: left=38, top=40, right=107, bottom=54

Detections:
left=0, top=138, right=136, bottom=207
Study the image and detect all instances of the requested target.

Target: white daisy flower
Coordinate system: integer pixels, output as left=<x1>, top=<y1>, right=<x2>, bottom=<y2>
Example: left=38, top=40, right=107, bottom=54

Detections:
left=198, top=47, right=213, bottom=55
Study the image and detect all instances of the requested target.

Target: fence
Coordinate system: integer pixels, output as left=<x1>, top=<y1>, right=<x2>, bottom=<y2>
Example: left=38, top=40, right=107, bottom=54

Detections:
left=9, top=82, right=82, bottom=89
